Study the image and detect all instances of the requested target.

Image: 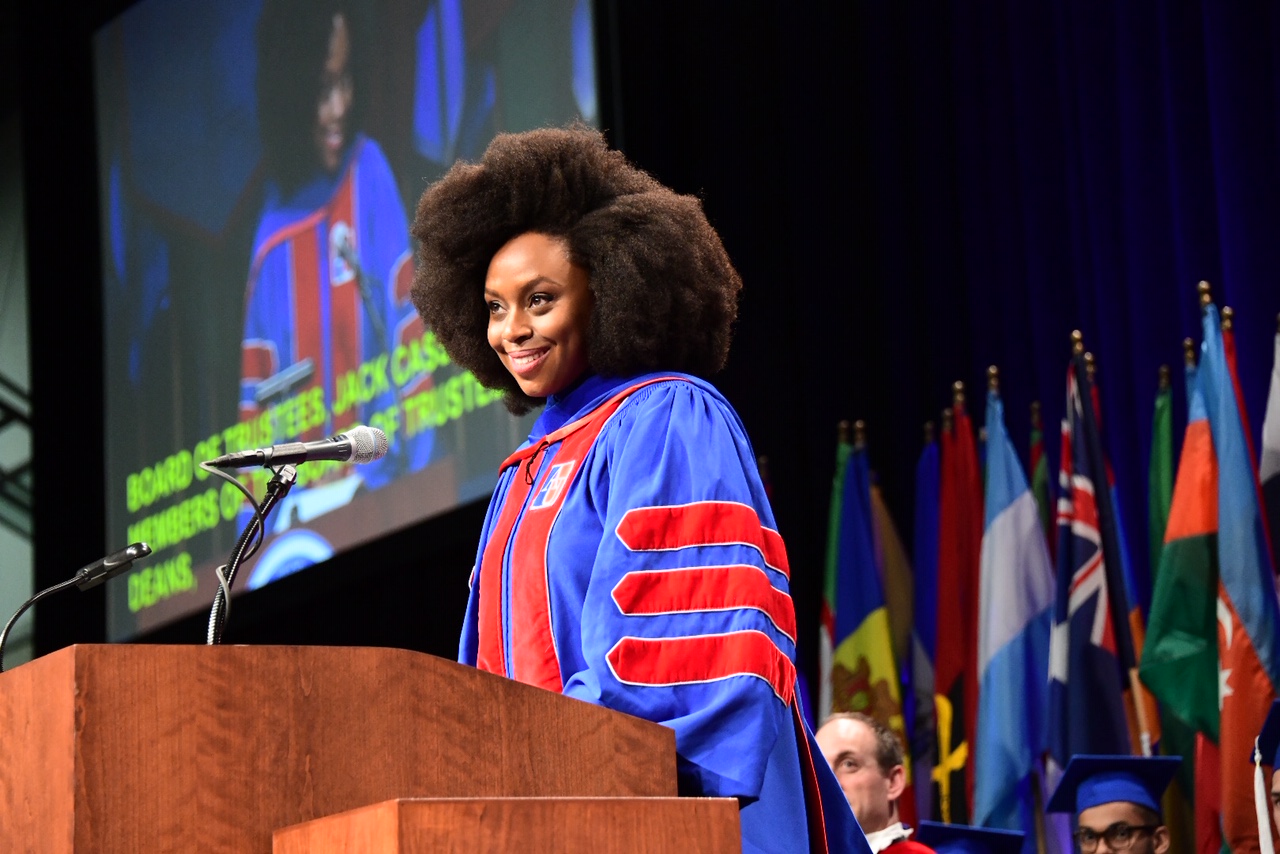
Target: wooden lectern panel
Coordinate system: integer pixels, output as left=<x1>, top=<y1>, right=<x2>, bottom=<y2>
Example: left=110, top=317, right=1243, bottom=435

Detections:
left=0, top=644, right=677, bottom=852
left=273, top=797, right=743, bottom=854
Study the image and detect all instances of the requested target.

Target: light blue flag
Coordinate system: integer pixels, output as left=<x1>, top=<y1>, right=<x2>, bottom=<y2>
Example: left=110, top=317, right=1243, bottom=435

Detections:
left=974, top=387, right=1055, bottom=852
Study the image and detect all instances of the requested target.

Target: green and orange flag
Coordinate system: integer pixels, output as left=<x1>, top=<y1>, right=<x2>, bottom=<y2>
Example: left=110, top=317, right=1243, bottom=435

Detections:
left=1142, top=362, right=1196, bottom=854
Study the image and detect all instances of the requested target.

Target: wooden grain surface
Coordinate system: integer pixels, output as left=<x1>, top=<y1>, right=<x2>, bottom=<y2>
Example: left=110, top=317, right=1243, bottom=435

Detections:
left=273, top=797, right=743, bottom=854
left=0, top=644, right=677, bottom=852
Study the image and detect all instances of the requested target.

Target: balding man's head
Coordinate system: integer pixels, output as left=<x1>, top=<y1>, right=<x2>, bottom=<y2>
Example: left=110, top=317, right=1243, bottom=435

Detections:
left=814, top=713, right=906, bottom=834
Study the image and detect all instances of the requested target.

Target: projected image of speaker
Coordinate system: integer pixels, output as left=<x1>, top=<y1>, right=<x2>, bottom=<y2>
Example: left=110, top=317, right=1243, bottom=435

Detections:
left=92, top=0, right=602, bottom=641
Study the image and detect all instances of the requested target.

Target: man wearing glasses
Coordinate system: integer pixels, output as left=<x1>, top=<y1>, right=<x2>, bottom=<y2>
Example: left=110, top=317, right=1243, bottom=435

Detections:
left=1045, top=755, right=1180, bottom=853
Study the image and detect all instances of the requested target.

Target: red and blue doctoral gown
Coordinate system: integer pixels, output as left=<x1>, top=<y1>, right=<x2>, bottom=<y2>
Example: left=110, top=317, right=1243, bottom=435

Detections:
left=459, top=372, right=871, bottom=854
left=239, top=134, right=432, bottom=488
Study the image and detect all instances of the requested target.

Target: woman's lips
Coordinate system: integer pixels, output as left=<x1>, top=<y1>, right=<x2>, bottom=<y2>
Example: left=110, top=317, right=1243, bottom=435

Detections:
left=324, top=128, right=344, bottom=156
left=506, top=347, right=548, bottom=376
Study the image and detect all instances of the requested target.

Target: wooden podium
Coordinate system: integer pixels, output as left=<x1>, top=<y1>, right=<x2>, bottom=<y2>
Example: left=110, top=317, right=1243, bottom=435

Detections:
left=0, top=644, right=740, bottom=852
left=273, top=797, right=743, bottom=852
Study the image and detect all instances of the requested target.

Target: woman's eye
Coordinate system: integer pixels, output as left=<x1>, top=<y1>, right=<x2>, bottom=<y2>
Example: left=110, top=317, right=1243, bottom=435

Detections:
left=530, top=293, right=551, bottom=307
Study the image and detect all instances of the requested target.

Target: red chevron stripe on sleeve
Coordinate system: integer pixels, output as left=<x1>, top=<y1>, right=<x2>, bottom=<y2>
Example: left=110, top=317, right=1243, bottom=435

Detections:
left=611, top=566, right=797, bottom=641
left=615, top=501, right=790, bottom=579
left=606, top=631, right=796, bottom=702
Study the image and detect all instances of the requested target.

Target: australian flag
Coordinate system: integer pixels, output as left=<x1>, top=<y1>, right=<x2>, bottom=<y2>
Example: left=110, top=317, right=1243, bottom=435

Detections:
left=1047, top=362, right=1133, bottom=767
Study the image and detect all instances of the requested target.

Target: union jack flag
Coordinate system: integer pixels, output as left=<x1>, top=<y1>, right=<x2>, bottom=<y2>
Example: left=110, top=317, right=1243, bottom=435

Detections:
left=1047, top=363, right=1132, bottom=766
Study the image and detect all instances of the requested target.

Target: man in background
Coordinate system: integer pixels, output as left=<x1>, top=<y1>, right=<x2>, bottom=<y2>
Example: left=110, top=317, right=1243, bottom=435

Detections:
left=816, top=712, right=935, bottom=853
left=1045, top=754, right=1180, bottom=854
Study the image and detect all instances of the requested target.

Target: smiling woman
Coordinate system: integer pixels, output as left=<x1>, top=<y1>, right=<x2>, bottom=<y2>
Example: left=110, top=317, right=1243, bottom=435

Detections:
left=409, top=124, right=872, bottom=854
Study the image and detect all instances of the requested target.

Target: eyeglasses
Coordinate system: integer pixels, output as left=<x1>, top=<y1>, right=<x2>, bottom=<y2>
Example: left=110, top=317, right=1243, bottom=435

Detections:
left=1073, top=822, right=1160, bottom=852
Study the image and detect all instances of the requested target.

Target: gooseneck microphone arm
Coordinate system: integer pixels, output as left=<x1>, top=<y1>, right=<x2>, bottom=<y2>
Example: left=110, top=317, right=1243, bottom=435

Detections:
left=0, top=579, right=78, bottom=673
left=0, top=542, right=152, bottom=672
left=199, top=424, right=388, bottom=644
left=206, top=464, right=298, bottom=645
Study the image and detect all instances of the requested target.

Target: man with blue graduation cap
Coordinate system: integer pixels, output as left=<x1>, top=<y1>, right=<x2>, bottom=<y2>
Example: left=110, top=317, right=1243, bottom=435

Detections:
left=914, top=821, right=1024, bottom=854
left=1045, top=755, right=1180, bottom=853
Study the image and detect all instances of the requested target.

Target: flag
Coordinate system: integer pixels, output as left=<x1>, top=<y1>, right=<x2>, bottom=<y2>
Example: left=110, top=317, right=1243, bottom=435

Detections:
left=1149, top=369, right=1174, bottom=587
left=979, top=427, right=989, bottom=495
left=869, top=476, right=918, bottom=828
left=870, top=478, right=914, bottom=698
left=973, top=383, right=1054, bottom=854
left=1140, top=357, right=1212, bottom=854
left=934, top=392, right=983, bottom=823
left=911, top=428, right=940, bottom=823
left=1196, top=733, right=1226, bottom=854
left=1260, top=320, right=1280, bottom=575
left=1030, top=401, right=1055, bottom=562
left=818, top=425, right=853, bottom=724
left=1083, top=356, right=1163, bottom=755
left=1222, top=307, right=1275, bottom=562
left=1048, top=361, right=1132, bottom=768
left=1199, top=301, right=1280, bottom=854
left=829, top=426, right=909, bottom=762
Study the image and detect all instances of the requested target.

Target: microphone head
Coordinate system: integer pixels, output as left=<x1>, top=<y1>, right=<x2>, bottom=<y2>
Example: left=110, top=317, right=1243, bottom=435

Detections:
left=347, top=425, right=390, bottom=464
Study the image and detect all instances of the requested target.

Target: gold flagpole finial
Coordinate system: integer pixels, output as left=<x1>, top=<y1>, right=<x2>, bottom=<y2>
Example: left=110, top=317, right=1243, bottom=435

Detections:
left=1158, top=364, right=1171, bottom=390
left=1198, top=280, right=1212, bottom=309
left=853, top=419, right=867, bottom=450
left=952, top=380, right=966, bottom=408
left=942, top=407, right=954, bottom=433
left=1084, top=351, right=1097, bottom=381
left=987, top=365, right=1000, bottom=393
left=1222, top=305, right=1234, bottom=331
left=1071, top=329, right=1085, bottom=356
left=1031, top=400, right=1042, bottom=430
left=837, top=419, right=851, bottom=445
left=1183, top=337, right=1196, bottom=366
left=924, top=421, right=935, bottom=444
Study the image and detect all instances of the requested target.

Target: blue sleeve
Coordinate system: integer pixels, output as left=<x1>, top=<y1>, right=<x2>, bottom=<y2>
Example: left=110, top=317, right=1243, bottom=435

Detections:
left=562, top=380, right=798, bottom=801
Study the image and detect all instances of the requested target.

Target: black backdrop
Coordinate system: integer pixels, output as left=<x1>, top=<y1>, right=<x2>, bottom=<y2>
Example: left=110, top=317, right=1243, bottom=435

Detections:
left=17, top=1, right=1280, bottom=696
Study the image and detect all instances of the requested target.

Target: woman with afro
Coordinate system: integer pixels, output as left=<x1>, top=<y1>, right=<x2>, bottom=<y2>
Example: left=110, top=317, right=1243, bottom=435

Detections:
left=411, top=124, right=870, bottom=854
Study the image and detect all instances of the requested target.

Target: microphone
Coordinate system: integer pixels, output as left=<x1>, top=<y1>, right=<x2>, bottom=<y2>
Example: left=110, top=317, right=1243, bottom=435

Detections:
left=0, top=541, right=154, bottom=672
left=205, top=425, right=389, bottom=470
left=76, top=542, right=152, bottom=590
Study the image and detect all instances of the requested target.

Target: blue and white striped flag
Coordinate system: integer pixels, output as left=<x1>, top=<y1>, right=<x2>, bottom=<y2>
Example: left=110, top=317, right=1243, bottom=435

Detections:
left=974, top=384, right=1055, bottom=851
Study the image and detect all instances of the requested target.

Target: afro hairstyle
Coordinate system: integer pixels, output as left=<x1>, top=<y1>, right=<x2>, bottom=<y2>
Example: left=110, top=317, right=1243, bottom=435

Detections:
left=409, top=124, right=742, bottom=415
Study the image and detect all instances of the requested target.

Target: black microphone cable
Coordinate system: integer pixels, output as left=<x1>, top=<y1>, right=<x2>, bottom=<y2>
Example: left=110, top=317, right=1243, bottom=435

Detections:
left=0, top=542, right=152, bottom=672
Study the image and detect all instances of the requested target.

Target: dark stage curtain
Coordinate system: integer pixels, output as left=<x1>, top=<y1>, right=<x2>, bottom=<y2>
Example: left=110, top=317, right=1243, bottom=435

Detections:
left=610, top=0, right=1280, bottom=683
